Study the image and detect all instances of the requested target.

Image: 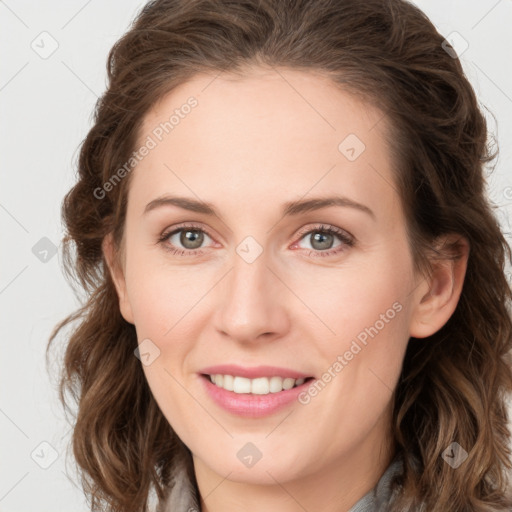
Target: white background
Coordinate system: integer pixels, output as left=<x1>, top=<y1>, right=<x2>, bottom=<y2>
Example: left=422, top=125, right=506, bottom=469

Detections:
left=1, top=1, right=511, bottom=510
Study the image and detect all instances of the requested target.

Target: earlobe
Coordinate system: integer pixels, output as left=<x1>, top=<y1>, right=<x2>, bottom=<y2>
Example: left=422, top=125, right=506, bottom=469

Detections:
left=102, top=233, right=135, bottom=324
left=409, top=235, right=469, bottom=339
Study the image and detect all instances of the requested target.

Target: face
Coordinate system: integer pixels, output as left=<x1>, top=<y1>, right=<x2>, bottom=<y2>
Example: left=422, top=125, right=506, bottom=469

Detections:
left=107, top=66, right=431, bottom=487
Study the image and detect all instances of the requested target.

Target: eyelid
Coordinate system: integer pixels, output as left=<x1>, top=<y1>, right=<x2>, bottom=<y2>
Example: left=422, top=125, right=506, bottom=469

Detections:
left=162, top=222, right=214, bottom=237
left=293, top=223, right=354, bottom=244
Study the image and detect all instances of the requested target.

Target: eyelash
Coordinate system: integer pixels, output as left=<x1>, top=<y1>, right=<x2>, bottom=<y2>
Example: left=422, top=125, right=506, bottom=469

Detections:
left=157, top=222, right=355, bottom=258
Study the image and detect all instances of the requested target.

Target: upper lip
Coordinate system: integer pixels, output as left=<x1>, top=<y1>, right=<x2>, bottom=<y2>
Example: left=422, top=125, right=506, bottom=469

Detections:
left=199, top=364, right=313, bottom=380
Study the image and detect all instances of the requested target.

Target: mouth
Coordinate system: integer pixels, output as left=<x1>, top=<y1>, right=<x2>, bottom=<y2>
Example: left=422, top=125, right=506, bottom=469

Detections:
left=201, top=373, right=315, bottom=395
left=198, top=365, right=317, bottom=417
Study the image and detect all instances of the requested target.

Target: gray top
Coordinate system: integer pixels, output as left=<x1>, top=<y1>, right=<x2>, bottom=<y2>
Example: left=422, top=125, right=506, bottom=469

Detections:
left=159, top=454, right=404, bottom=512
left=348, top=456, right=403, bottom=511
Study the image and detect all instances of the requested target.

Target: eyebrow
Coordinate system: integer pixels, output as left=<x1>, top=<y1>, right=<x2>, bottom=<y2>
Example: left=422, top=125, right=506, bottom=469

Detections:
left=143, top=195, right=375, bottom=220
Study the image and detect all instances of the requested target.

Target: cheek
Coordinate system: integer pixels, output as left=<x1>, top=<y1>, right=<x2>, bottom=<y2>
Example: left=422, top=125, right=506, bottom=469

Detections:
left=297, top=276, right=410, bottom=455
left=296, top=250, right=413, bottom=408
left=124, top=250, right=202, bottom=337
left=294, top=255, right=411, bottom=351
left=318, top=296, right=408, bottom=401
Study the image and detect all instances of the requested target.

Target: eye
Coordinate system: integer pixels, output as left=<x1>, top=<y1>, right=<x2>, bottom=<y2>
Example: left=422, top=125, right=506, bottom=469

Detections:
left=292, top=224, right=354, bottom=257
left=158, top=223, right=215, bottom=256
left=158, top=222, right=354, bottom=258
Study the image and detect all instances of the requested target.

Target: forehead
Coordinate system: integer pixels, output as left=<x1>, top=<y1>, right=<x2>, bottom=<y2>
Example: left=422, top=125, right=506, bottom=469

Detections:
left=129, top=67, right=399, bottom=223
left=142, top=67, right=385, bottom=148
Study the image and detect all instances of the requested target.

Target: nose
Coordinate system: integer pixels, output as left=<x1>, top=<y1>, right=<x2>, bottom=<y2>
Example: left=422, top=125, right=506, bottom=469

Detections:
left=213, top=247, right=291, bottom=345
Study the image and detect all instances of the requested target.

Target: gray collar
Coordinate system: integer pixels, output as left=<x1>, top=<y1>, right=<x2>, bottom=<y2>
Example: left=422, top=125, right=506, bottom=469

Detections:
left=348, top=456, right=403, bottom=512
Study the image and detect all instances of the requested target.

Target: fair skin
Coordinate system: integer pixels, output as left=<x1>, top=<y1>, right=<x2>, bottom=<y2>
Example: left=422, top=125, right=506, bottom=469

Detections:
left=103, top=66, right=468, bottom=512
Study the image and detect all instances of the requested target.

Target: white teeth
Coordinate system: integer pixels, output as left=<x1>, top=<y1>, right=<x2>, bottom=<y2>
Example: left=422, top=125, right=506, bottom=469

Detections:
left=251, top=377, right=269, bottom=395
left=233, top=376, right=252, bottom=393
left=208, top=374, right=308, bottom=394
left=223, top=374, right=234, bottom=391
left=269, top=376, right=284, bottom=393
left=282, top=377, right=295, bottom=390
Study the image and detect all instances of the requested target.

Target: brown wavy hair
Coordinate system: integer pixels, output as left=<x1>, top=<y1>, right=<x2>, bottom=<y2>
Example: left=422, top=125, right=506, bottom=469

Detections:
left=48, top=0, right=512, bottom=510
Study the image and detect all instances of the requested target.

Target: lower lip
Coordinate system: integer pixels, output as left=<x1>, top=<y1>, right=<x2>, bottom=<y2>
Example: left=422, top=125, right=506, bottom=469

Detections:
left=200, top=374, right=313, bottom=418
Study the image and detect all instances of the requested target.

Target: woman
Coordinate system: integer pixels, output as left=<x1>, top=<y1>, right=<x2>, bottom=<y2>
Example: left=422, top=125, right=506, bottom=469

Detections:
left=49, top=0, right=512, bottom=510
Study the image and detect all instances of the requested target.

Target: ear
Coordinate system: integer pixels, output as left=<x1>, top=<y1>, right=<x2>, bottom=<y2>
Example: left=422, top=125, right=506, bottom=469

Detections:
left=409, top=234, right=469, bottom=338
left=102, top=233, right=134, bottom=324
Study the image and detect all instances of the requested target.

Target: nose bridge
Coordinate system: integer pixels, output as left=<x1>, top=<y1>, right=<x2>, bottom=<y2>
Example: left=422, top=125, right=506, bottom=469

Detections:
left=214, top=238, right=289, bottom=342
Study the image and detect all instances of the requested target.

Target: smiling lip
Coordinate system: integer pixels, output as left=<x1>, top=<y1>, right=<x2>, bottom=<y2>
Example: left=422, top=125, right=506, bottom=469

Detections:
left=199, top=364, right=312, bottom=379
left=198, top=364, right=314, bottom=418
